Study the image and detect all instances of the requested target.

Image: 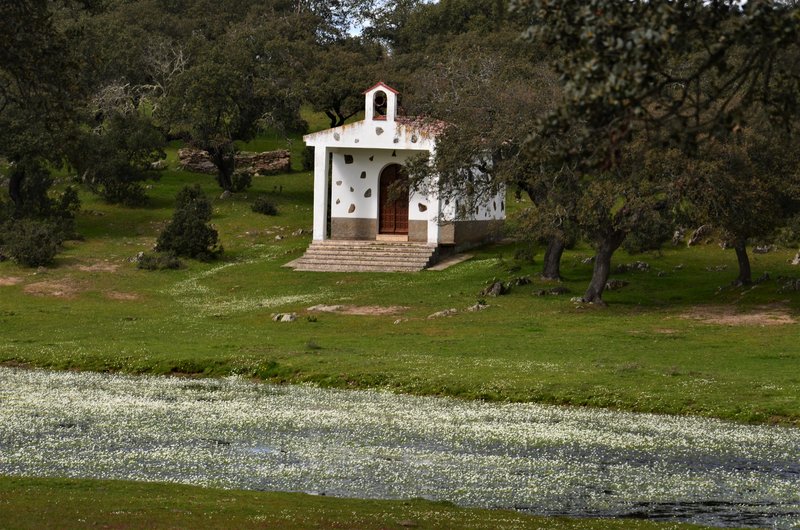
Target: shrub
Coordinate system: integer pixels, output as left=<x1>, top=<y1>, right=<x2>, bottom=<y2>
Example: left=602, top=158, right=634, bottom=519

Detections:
left=251, top=196, right=278, bottom=216
left=230, top=171, right=252, bottom=193
left=156, top=185, right=221, bottom=260
left=137, top=251, right=182, bottom=270
left=0, top=219, right=62, bottom=267
left=301, top=146, right=315, bottom=171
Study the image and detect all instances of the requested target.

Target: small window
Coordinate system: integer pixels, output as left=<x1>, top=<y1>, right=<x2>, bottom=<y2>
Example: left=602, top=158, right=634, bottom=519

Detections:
left=373, top=90, right=387, bottom=120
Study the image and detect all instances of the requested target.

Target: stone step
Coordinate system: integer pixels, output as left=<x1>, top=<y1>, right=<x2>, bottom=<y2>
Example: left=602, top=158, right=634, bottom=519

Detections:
left=288, top=240, right=438, bottom=272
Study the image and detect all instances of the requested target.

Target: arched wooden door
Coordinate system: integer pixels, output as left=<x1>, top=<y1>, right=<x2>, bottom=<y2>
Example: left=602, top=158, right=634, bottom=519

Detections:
left=379, top=164, right=409, bottom=235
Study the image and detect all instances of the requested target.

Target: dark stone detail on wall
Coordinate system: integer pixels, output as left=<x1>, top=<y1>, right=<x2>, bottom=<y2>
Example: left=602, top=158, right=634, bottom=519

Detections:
left=364, top=189, right=372, bottom=198
left=393, top=138, right=399, bottom=144
left=350, top=186, right=354, bottom=192
left=336, top=180, right=342, bottom=186
left=411, top=134, right=418, bottom=143
left=409, top=220, right=428, bottom=243
left=501, top=201, right=505, bottom=211
left=391, top=150, right=396, bottom=157
left=334, top=133, right=341, bottom=141
left=418, top=203, right=427, bottom=212
left=355, top=139, right=360, bottom=143
left=493, top=201, right=497, bottom=211
left=376, top=127, right=384, bottom=135
left=348, top=204, right=356, bottom=214
left=331, top=217, right=377, bottom=240
left=344, top=154, right=354, bottom=164
left=360, top=171, right=367, bottom=179
left=336, top=199, right=341, bottom=204
left=369, top=156, right=374, bottom=161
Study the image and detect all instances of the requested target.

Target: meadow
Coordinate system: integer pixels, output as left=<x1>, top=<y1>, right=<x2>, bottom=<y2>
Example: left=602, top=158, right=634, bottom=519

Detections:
left=1, top=133, right=799, bottom=427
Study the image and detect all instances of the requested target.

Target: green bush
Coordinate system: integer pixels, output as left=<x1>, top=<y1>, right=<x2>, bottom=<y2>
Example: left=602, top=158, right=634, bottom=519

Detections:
left=301, top=146, right=315, bottom=171
left=136, top=252, right=182, bottom=270
left=251, top=196, right=278, bottom=216
left=0, top=219, right=62, bottom=267
left=156, top=185, right=221, bottom=260
left=230, top=171, right=252, bottom=193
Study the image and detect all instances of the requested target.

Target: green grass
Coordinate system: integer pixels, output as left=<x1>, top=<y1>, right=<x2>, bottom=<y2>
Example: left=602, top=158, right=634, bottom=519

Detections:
left=0, top=476, right=706, bottom=530
left=1, top=142, right=799, bottom=425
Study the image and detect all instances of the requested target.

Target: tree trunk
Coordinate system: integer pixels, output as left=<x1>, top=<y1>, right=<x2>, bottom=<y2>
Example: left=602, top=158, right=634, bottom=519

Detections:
left=209, top=146, right=235, bottom=191
left=325, top=110, right=338, bottom=129
left=733, top=239, right=752, bottom=285
left=582, top=230, right=626, bottom=306
left=541, top=235, right=565, bottom=280
left=8, top=169, right=23, bottom=208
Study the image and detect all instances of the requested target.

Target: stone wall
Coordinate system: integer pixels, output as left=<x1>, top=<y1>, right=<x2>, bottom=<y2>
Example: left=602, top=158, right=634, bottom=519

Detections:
left=177, top=148, right=291, bottom=176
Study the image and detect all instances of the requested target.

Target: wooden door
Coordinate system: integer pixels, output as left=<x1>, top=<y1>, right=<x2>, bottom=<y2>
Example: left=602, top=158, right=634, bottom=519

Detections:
left=379, top=164, right=409, bottom=234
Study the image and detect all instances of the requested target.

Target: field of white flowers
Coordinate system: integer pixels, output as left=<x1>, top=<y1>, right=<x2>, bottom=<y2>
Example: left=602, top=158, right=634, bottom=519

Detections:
left=0, top=367, right=797, bottom=528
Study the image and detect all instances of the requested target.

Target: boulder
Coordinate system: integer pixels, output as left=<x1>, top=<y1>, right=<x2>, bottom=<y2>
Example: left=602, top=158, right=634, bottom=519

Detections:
left=605, top=279, right=629, bottom=291
left=272, top=312, right=297, bottom=322
left=177, top=148, right=291, bottom=176
left=177, top=148, right=217, bottom=174
left=481, top=281, right=507, bottom=297
left=791, top=250, right=800, bottom=266
left=427, top=308, right=457, bottom=319
left=688, top=224, right=712, bottom=246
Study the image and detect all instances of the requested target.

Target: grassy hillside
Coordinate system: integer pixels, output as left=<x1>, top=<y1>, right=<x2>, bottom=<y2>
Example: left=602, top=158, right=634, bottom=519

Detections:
left=0, top=477, right=707, bottom=530
left=0, top=141, right=799, bottom=425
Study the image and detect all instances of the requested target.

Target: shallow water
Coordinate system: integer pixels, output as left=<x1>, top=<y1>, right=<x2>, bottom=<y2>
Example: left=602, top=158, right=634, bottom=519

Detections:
left=0, top=367, right=798, bottom=528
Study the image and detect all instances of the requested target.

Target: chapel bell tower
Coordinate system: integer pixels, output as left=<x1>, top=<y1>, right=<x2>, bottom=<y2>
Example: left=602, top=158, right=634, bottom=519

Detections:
left=364, top=82, right=399, bottom=123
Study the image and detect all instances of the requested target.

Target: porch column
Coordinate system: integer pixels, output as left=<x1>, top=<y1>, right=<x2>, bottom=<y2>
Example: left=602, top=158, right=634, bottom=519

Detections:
left=312, top=147, right=330, bottom=241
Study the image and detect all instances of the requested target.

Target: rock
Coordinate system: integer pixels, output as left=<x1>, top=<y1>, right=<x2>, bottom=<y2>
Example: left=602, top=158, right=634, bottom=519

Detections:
left=307, top=305, right=344, bottom=313
left=466, top=302, right=489, bottom=312
left=150, top=159, right=168, bottom=170
left=753, top=244, right=777, bottom=254
left=427, top=308, right=457, bottom=319
left=705, top=265, right=728, bottom=272
left=397, top=521, right=418, bottom=528
left=481, top=281, right=507, bottom=297
left=534, top=286, right=571, bottom=297
left=272, top=313, right=296, bottom=322
left=393, top=318, right=408, bottom=325
left=274, top=235, right=283, bottom=241
left=177, top=148, right=217, bottom=174
left=129, top=251, right=145, bottom=263
left=581, top=256, right=595, bottom=264
left=671, top=228, right=686, bottom=246
left=615, top=261, right=650, bottom=273
left=755, top=272, right=770, bottom=283
left=605, top=279, right=629, bottom=291
left=779, top=278, right=800, bottom=292
left=292, top=229, right=304, bottom=237
left=791, top=250, right=800, bottom=266
left=177, top=148, right=290, bottom=176
left=237, top=150, right=291, bottom=176
left=511, top=275, right=531, bottom=286
left=688, top=224, right=712, bottom=246
left=219, top=190, right=232, bottom=200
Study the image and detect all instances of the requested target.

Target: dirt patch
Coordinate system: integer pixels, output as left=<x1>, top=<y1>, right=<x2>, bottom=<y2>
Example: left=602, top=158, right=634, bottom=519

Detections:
left=24, top=279, right=83, bottom=299
left=682, top=305, right=796, bottom=326
left=307, top=304, right=408, bottom=316
left=78, top=262, right=119, bottom=273
left=653, top=328, right=680, bottom=334
left=105, top=291, right=140, bottom=301
left=0, top=277, right=23, bottom=286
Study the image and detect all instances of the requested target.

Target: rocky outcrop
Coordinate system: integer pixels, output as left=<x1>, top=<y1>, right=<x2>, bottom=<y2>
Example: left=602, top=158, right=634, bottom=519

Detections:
left=178, top=148, right=290, bottom=176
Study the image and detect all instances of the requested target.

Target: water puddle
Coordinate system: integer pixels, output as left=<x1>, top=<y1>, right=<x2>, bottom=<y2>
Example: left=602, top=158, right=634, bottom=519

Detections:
left=0, top=367, right=797, bottom=528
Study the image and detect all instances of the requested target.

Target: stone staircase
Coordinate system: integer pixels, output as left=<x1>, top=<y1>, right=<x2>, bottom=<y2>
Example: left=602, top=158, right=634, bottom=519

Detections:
left=286, top=240, right=439, bottom=272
